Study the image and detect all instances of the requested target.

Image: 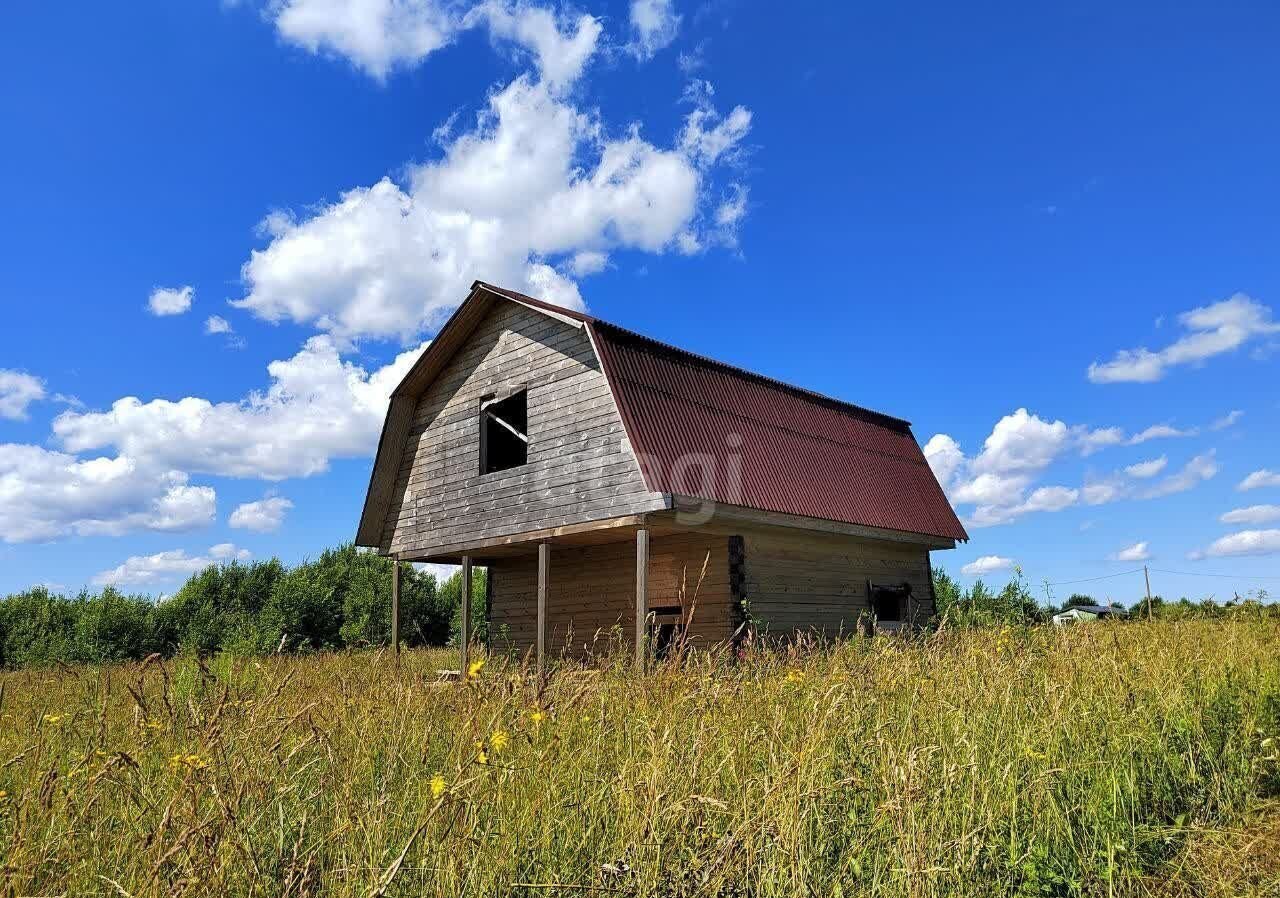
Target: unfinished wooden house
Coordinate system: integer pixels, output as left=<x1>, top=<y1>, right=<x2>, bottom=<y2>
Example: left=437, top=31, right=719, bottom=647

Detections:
left=357, top=281, right=967, bottom=667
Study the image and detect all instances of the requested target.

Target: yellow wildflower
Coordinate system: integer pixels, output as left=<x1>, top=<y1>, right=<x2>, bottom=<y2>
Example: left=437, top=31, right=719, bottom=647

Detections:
left=430, top=774, right=447, bottom=798
left=529, top=710, right=547, bottom=724
left=168, top=753, right=208, bottom=773
left=785, top=669, right=805, bottom=684
left=490, top=729, right=510, bottom=752
left=466, top=658, right=486, bottom=680
left=42, top=714, right=63, bottom=724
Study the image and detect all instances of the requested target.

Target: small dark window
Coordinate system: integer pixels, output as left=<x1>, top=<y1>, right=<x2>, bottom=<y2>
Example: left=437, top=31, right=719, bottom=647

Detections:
left=869, top=581, right=911, bottom=623
left=480, top=390, right=528, bottom=475
left=648, top=605, right=684, bottom=660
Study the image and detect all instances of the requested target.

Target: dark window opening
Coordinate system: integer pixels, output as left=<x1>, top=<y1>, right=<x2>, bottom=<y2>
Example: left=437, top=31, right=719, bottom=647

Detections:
left=481, top=390, right=528, bottom=475
left=649, top=605, right=684, bottom=661
left=869, top=581, right=912, bottom=623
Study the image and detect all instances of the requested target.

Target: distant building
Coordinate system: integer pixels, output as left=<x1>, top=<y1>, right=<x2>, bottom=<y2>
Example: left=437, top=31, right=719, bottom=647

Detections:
left=1052, top=604, right=1130, bottom=625
left=358, top=282, right=967, bottom=666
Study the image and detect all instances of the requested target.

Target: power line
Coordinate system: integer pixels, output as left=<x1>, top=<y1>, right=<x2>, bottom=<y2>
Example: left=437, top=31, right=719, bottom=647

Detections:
left=1148, top=567, right=1280, bottom=583
left=1045, top=568, right=1144, bottom=587
left=1044, top=567, right=1280, bottom=588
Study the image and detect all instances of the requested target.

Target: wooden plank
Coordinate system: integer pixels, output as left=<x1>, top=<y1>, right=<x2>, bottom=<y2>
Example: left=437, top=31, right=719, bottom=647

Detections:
left=390, top=559, right=400, bottom=659
left=665, top=498, right=956, bottom=549
left=636, top=528, right=649, bottom=672
left=460, top=556, right=472, bottom=678
left=537, top=542, right=549, bottom=671
left=399, top=510, right=663, bottom=563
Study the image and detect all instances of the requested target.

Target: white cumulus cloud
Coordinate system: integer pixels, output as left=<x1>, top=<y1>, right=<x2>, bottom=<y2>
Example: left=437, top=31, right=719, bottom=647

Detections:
left=93, top=543, right=251, bottom=588
left=267, top=0, right=607, bottom=85
left=1210, top=409, right=1244, bottom=431
left=1139, top=451, right=1218, bottom=500
left=1238, top=469, right=1280, bottom=492
left=1124, top=456, right=1167, bottom=479
left=927, top=407, right=1224, bottom=528
left=469, top=2, right=602, bottom=91
left=0, top=370, right=46, bottom=420
left=268, top=0, right=460, bottom=81
left=148, top=285, right=194, bottom=316
left=628, top=0, right=680, bottom=60
left=1088, top=293, right=1280, bottom=383
left=969, top=408, right=1070, bottom=477
left=961, top=555, right=1014, bottom=577
left=230, top=495, right=295, bottom=532
left=1190, top=529, right=1280, bottom=560
left=1110, top=541, right=1151, bottom=562
left=232, top=73, right=750, bottom=343
left=922, top=433, right=964, bottom=490
left=205, top=315, right=234, bottom=335
left=0, top=444, right=215, bottom=543
left=966, top=485, right=1079, bottom=528
left=53, top=336, right=426, bottom=481
left=1220, top=504, right=1280, bottom=525
left=1128, top=424, right=1197, bottom=445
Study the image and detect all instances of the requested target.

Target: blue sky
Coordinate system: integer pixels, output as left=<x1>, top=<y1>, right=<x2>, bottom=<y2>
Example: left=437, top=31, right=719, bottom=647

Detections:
left=2, top=0, right=1279, bottom=604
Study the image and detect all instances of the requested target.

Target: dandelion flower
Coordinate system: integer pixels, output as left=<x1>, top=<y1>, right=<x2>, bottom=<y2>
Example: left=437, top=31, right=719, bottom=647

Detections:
left=530, top=710, right=547, bottom=724
left=474, top=740, right=489, bottom=766
left=467, top=658, right=486, bottom=680
left=430, top=774, right=447, bottom=798
left=42, top=714, right=63, bottom=724
left=490, top=729, right=510, bottom=752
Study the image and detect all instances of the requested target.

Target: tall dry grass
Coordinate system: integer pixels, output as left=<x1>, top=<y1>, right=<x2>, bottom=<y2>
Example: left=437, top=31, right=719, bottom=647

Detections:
left=1, top=618, right=1277, bottom=897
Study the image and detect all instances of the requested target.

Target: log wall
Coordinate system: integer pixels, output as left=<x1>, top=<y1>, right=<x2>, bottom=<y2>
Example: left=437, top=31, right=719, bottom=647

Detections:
left=740, top=527, right=936, bottom=638
left=382, top=302, right=665, bottom=556
left=488, top=533, right=733, bottom=658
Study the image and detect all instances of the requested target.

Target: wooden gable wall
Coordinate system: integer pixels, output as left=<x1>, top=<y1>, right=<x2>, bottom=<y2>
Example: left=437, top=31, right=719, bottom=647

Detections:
left=380, top=300, right=666, bottom=557
left=740, top=528, right=936, bottom=636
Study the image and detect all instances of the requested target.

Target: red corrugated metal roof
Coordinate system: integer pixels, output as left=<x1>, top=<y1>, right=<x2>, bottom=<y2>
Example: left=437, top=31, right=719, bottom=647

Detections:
left=475, top=282, right=967, bottom=543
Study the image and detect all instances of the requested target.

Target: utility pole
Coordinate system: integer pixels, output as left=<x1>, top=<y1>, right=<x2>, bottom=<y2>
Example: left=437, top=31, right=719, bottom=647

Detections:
left=1143, top=565, right=1153, bottom=620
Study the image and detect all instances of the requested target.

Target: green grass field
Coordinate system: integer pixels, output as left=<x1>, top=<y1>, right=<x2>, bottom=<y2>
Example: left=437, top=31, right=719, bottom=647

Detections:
left=1, top=618, right=1277, bottom=897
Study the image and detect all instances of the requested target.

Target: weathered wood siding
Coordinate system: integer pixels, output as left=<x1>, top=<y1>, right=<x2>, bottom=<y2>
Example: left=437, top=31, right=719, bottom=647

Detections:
left=488, top=533, right=733, bottom=657
left=382, top=301, right=665, bottom=556
left=741, top=528, right=935, bottom=637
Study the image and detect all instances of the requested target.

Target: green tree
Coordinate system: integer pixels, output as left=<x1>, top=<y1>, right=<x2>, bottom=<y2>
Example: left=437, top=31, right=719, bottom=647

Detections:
left=73, top=588, right=157, bottom=662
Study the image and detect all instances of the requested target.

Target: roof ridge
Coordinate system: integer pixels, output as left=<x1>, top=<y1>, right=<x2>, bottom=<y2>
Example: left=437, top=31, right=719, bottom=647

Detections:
left=473, top=280, right=911, bottom=429
left=593, top=320, right=912, bottom=429
left=612, top=374, right=928, bottom=466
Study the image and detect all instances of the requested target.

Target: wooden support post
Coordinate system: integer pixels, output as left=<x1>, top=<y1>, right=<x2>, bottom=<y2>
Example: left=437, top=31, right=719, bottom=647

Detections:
left=460, top=556, right=472, bottom=678
left=635, top=528, right=649, bottom=673
left=1144, top=565, right=1153, bottom=620
left=390, top=558, right=401, bottom=661
left=537, top=542, right=549, bottom=671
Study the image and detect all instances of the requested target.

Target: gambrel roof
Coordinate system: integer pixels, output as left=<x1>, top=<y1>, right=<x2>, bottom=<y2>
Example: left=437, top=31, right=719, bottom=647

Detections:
left=356, top=281, right=968, bottom=547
